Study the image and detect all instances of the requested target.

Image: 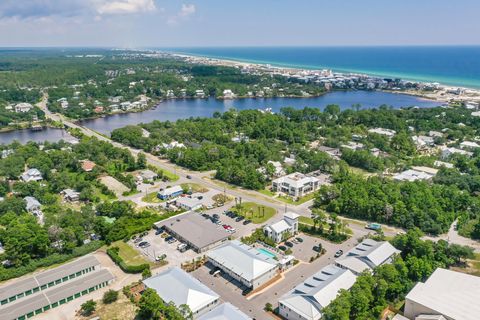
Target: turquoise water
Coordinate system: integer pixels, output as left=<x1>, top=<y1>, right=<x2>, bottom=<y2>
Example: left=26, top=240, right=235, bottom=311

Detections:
left=257, top=248, right=277, bottom=259
left=165, top=46, right=480, bottom=89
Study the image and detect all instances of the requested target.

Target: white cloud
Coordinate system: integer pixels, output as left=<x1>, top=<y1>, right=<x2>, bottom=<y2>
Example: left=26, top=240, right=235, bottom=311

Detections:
left=167, top=3, right=195, bottom=25
left=179, top=4, right=195, bottom=17
left=94, top=0, right=157, bottom=15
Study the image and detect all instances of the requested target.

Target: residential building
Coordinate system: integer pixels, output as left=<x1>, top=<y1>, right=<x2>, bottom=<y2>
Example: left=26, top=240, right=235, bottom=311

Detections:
left=222, top=89, right=235, bottom=99
left=272, top=172, right=320, bottom=198
left=404, top=268, right=480, bottom=320
left=143, top=267, right=219, bottom=318
left=195, top=90, right=206, bottom=98
left=278, top=265, right=357, bottom=320
left=24, top=196, right=41, bottom=213
left=335, top=239, right=400, bottom=275
left=207, top=240, right=279, bottom=289
left=264, top=212, right=299, bottom=243
left=14, top=103, right=33, bottom=113
left=340, top=141, right=364, bottom=151
left=61, top=189, right=80, bottom=202
left=460, top=140, right=480, bottom=150
left=136, top=169, right=158, bottom=183
left=1, top=149, right=13, bottom=159
left=368, top=128, right=396, bottom=138
left=154, top=212, right=229, bottom=253
left=198, top=302, right=251, bottom=320
left=393, top=167, right=438, bottom=182
left=441, top=147, right=473, bottom=159
left=433, top=160, right=454, bottom=169
left=157, top=185, right=183, bottom=200
left=20, top=168, right=43, bottom=182
left=80, top=160, right=96, bottom=172
left=261, top=161, right=285, bottom=177
left=318, top=146, right=342, bottom=160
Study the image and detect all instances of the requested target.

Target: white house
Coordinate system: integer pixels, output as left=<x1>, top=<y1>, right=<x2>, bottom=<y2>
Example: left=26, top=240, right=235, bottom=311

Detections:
left=264, top=212, right=299, bottom=243
left=404, top=268, right=480, bottom=320
left=441, top=147, right=473, bottom=159
left=198, top=303, right=251, bottom=320
left=368, top=128, right=396, bottom=138
left=222, top=89, right=235, bottom=99
left=157, top=185, right=183, bottom=200
left=143, top=267, right=219, bottom=318
left=278, top=265, right=357, bottom=320
left=460, top=140, right=480, bottom=150
left=393, top=167, right=438, bottom=182
left=20, top=168, right=43, bottom=182
left=15, top=103, right=34, bottom=113
left=335, top=239, right=400, bottom=275
left=207, top=240, right=279, bottom=289
left=272, top=172, right=320, bottom=198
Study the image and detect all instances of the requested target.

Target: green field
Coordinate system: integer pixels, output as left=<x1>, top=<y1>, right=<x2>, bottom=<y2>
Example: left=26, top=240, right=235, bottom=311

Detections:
left=181, top=183, right=208, bottom=193
left=141, top=191, right=165, bottom=203
left=110, top=241, right=150, bottom=266
left=231, top=202, right=276, bottom=224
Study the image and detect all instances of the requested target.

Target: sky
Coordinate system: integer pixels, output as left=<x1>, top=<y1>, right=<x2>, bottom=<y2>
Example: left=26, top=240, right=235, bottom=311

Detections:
left=0, top=0, right=478, bottom=47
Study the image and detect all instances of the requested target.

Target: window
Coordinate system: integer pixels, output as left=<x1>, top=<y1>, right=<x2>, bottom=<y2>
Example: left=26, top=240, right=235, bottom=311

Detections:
left=74, top=293, right=81, bottom=298
left=55, top=279, right=61, bottom=285
left=52, top=302, right=59, bottom=308
left=17, top=292, right=24, bottom=298
left=48, top=282, right=54, bottom=287
left=1, top=299, right=7, bottom=305
left=35, top=308, right=43, bottom=315
left=62, top=276, right=68, bottom=281
left=59, top=299, right=66, bottom=305
left=40, top=284, right=47, bottom=290
left=9, top=296, right=16, bottom=302
left=81, top=290, right=88, bottom=295
left=43, top=305, right=50, bottom=311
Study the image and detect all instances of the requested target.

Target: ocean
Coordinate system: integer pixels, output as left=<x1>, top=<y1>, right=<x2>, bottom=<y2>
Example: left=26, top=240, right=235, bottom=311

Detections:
left=165, top=46, right=480, bottom=89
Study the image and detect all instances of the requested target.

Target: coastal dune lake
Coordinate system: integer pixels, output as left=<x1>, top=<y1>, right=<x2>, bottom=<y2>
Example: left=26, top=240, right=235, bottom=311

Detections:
left=0, top=91, right=441, bottom=144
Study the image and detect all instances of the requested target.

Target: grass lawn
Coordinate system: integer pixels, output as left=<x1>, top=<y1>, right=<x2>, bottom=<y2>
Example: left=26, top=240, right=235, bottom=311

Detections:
left=141, top=191, right=165, bottom=203
left=259, top=189, right=276, bottom=197
left=110, top=241, right=150, bottom=266
left=231, top=202, right=276, bottom=224
left=276, top=192, right=316, bottom=205
left=161, top=169, right=179, bottom=182
left=181, top=183, right=208, bottom=193
left=299, top=216, right=314, bottom=225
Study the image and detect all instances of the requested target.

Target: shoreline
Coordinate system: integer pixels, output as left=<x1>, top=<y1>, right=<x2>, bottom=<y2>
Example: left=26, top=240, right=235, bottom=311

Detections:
left=167, top=51, right=480, bottom=104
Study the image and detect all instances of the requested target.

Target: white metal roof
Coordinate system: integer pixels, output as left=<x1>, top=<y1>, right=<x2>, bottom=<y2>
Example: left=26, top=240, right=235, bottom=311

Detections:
left=267, top=220, right=291, bottom=234
left=198, top=303, right=251, bottom=320
left=405, top=268, right=480, bottom=320
left=273, top=172, right=319, bottom=189
left=158, top=185, right=183, bottom=197
left=143, top=267, right=219, bottom=314
left=207, top=241, right=278, bottom=282
left=335, top=239, right=400, bottom=273
left=279, top=264, right=357, bottom=320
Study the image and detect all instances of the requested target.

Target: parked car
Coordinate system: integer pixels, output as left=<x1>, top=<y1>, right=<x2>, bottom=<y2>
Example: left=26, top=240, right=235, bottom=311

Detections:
left=212, top=214, right=220, bottom=220
left=285, top=241, right=294, bottom=248
left=235, top=216, right=244, bottom=222
left=186, top=175, right=192, bottom=179
left=165, top=236, right=173, bottom=242
left=313, top=245, right=322, bottom=252
left=243, top=220, right=252, bottom=225
left=334, top=250, right=344, bottom=258
left=134, top=237, right=143, bottom=244
left=209, top=267, right=221, bottom=275
left=365, top=223, right=382, bottom=231
left=155, top=254, right=167, bottom=261
left=278, top=245, right=287, bottom=251
left=177, top=243, right=188, bottom=252
left=295, top=237, right=304, bottom=243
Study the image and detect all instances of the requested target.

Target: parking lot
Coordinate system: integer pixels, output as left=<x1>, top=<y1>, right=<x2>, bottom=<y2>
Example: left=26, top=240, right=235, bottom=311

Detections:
left=128, top=229, right=199, bottom=266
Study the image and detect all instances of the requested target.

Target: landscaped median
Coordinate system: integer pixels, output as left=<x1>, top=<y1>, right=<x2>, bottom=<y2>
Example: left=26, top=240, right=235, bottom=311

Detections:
left=298, top=215, right=352, bottom=243
left=231, top=202, right=276, bottom=224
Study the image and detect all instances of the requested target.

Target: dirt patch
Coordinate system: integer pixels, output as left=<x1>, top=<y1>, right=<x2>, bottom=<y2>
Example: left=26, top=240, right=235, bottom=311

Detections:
left=99, top=176, right=129, bottom=197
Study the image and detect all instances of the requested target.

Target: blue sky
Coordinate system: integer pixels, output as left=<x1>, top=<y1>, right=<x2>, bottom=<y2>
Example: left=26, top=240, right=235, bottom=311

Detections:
left=0, top=0, right=478, bottom=47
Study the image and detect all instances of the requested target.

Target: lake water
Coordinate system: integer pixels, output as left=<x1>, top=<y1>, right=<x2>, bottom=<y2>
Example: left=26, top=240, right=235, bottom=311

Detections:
left=0, top=91, right=441, bottom=144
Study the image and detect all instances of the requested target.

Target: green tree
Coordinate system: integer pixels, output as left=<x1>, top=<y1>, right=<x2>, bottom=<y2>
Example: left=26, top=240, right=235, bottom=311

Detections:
left=80, top=300, right=96, bottom=316
left=102, top=289, right=119, bottom=304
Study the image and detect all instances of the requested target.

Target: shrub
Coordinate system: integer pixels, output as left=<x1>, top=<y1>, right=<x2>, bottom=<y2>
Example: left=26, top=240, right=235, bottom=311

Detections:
left=106, top=246, right=150, bottom=274
left=264, top=302, right=273, bottom=312
left=103, top=289, right=119, bottom=304
left=81, top=300, right=96, bottom=316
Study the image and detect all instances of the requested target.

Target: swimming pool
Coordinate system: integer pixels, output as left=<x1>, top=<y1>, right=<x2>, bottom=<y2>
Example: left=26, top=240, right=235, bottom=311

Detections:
left=257, top=248, right=277, bottom=259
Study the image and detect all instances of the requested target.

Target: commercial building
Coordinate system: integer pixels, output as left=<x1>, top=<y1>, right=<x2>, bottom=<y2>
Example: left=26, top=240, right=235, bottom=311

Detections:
left=157, top=185, right=183, bottom=200
left=278, top=265, right=357, bottom=320
left=175, top=196, right=203, bottom=211
left=143, top=267, right=219, bottom=318
left=404, top=268, right=480, bottom=320
left=263, top=212, right=299, bottom=243
left=154, top=212, right=229, bottom=253
left=198, top=302, right=251, bottom=320
left=14, top=103, right=34, bottom=113
left=0, top=255, right=114, bottom=320
left=207, top=240, right=279, bottom=289
left=335, top=239, right=400, bottom=275
left=1, top=269, right=114, bottom=320
left=272, top=172, right=320, bottom=198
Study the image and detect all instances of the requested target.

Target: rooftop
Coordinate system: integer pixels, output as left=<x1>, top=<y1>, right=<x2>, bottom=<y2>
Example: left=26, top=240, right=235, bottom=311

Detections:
left=273, top=172, right=319, bottom=188
left=0, top=255, right=100, bottom=303
left=279, top=264, right=357, bottom=319
left=335, top=239, right=400, bottom=274
left=143, top=267, right=219, bottom=314
left=405, top=268, right=480, bottom=320
left=207, top=240, right=278, bottom=282
left=198, top=302, right=251, bottom=320
left=155, top=212, right=229, bottom=250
